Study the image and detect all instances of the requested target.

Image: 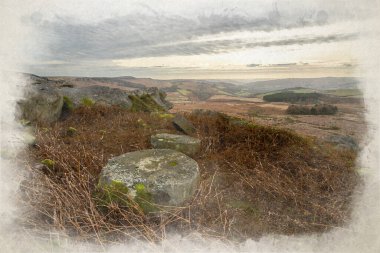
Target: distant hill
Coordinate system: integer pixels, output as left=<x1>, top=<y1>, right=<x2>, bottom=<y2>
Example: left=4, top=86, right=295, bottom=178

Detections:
left=24, top=74, right=361, bottom=102
left=243, top=77, right=360, bottom=94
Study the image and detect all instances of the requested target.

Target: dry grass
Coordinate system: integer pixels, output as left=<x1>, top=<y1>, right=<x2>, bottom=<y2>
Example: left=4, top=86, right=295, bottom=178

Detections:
left=19, top=105, right=360, bottom=243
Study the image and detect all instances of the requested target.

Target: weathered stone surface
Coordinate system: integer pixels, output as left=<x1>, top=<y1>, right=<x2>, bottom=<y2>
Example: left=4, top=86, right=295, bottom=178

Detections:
left=17, top=85, right=63, bottom=123
left=151, top=133, right=201, bottom=156
left=99, top=149, right=200, bottom=209
left=133, top=87, right=173, bottom=111
left=60, top=86, right=172, bottom=112
left=172, top=115, right=196, bottom=135
left=18, top=75, right=172, bottom=119
left=59, top=85, right=133, bottom=108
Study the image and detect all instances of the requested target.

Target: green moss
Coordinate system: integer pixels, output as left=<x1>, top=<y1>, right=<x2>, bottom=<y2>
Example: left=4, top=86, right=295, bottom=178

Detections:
left=41, top=159, right=55, bottom=169
left=63, top=96, right=74, bottom=110
left=81, top=97, right=95, bottom=107
left=95, top=181, right=157, bottom=213
left=134, top=183, right=157, bottom=214
left=95, top=180, right=130, bottom=207
left=134, top=183, right=146, bottom=192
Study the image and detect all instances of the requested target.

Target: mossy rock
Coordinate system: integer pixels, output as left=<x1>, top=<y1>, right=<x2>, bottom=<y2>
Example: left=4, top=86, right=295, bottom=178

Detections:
left=17, top=87, right=63, bottom=124
left=129, top=94, right=166, bottom=112
left=96, top=180, right=131, bottom=207
left=99, top=149, right=200, bottom=211
left=172, top=115, right=196, bottom=135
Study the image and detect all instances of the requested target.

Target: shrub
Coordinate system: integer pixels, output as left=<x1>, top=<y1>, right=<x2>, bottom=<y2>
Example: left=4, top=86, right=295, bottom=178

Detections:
left=263, top=92, right=322, bottom=103
left=287, top=104, right=338, bottom=115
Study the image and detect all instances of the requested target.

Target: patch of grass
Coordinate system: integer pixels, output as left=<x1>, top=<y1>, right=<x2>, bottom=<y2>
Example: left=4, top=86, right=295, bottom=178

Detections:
left=81, top=97, right=95, bottom=107
left=177, top=89, right=191, bottom=96
left=324, top=89, right=363, bottom=97
left=41, top=159, right=55, bottom=169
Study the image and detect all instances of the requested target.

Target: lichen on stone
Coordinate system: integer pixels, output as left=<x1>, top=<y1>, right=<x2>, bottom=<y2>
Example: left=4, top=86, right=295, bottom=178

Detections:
left=168, top=161, right=178, bottom=167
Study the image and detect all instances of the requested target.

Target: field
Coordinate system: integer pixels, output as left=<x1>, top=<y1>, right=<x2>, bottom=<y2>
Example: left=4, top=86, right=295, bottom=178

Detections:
left=169, top=93, right=366, bottom=144
left=35, top=74, right=367, bottom=147
left=22, top=105, right=359, bottom=243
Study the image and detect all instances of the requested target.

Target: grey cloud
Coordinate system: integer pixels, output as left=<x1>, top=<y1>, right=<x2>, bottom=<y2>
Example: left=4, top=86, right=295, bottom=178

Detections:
left=268, top=63, right=298, bottom=67
left=247, top=62, right=316, bottom=68
left=31, top=8, right=345, bottom=62
left=114, top=33, right=357, bottom=58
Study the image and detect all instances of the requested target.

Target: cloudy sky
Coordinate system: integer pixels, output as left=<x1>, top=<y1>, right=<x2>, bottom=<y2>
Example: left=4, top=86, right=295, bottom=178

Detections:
left=14, top=0, right=374, bottom=79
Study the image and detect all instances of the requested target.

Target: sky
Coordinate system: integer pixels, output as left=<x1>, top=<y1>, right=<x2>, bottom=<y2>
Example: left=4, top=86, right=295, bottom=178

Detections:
left=7, top=0, right=374, bottom=79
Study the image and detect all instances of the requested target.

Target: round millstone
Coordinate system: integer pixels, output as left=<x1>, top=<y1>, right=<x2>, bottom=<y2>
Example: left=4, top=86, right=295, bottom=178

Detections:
left=151, top=133, right=201, bottom=156
left=99, top=149, right=200, bottom=209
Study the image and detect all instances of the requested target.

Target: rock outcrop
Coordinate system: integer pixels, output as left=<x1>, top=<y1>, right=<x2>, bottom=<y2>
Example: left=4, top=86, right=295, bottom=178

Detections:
left=172, top=115, right=196, bottom=135
left=18, top=74, right=173, bottom=123
left=59, top=85, right=172, bottom=112
left=99, top=149, right=200, bottom=211
left=59, top=85, right=133, bottom=108
left=17, top=84, right=63, bottom=123
left=151, top=133, right=201, bottom=156
left=132, top=87, right=173, bottom=111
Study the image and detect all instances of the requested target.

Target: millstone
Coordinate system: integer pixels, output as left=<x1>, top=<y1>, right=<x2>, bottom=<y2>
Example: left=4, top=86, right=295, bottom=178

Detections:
left=99, top=149, right=200, bottom=209
left=151, top=133, right=201, bottom=156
